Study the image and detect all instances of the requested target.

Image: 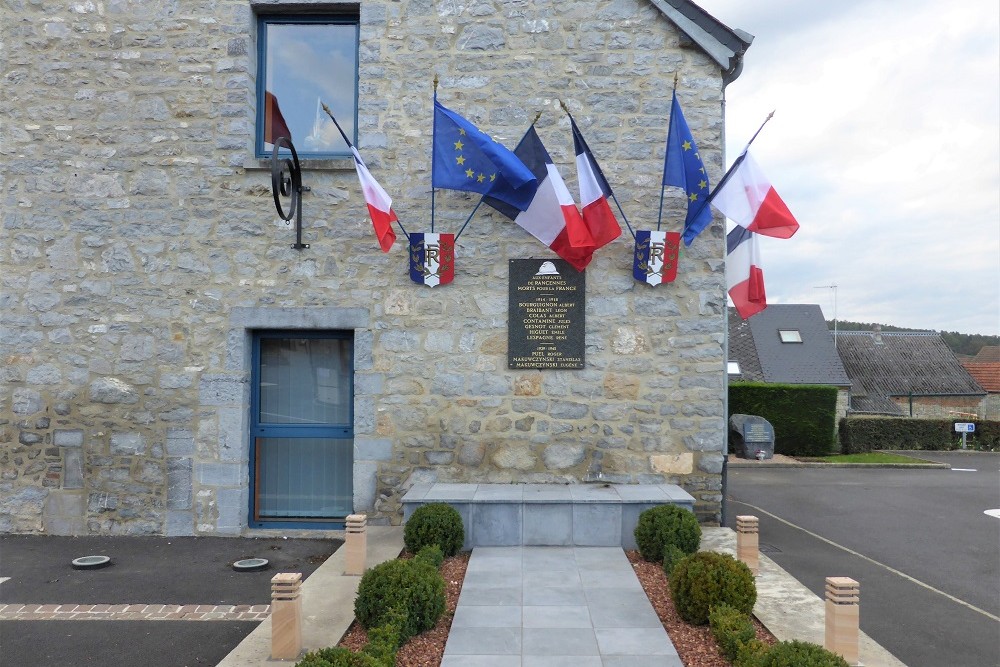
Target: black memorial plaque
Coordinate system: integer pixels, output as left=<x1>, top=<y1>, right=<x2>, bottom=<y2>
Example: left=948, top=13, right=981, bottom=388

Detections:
left=508, top=259, right=585, bottom=369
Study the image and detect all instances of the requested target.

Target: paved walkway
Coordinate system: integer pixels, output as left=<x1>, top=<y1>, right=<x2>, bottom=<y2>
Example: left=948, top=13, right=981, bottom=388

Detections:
left=442, top=546, right=680, bottom=667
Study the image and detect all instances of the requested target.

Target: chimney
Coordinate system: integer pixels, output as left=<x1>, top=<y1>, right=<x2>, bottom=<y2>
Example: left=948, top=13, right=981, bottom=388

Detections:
left=872, top=324, right=883, bottom=345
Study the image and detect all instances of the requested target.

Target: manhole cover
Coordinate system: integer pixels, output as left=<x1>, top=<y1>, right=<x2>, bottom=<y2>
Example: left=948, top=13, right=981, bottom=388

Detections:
left=72, top=555, right=112, bottom=570
left=759, top=543, right=782, bottom=554
left=233, top=558, right=269, bottom=572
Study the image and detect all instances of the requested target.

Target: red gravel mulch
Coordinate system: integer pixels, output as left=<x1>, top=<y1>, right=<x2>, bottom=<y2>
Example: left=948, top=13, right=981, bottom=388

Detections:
left=338, top=549, right=776, bottom=667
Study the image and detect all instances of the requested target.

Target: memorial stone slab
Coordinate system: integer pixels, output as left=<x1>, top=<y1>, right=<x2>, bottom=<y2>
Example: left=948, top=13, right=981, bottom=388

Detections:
left=728, top=414, right=775, bottom=459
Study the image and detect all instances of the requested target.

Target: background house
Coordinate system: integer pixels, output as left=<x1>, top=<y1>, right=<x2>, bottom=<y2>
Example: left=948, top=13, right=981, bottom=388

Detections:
left=727, top=304, right=852, bottom=420
left=1, top=1, right=751, bottom=535
left=836, top=329, right=987, bottom=418
left=960, top=346, right=1000, bottom=420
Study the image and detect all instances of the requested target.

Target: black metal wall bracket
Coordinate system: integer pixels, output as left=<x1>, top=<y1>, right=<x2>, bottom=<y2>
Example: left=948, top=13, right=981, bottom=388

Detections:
left=270, top=137, right=310, bottom=250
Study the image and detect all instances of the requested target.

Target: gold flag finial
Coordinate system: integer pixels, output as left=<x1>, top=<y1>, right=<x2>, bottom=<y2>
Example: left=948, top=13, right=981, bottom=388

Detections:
left=673, top=71, right=679, bottom=87
left=433, top=74, right=439, bottom=91
left=532, top=111, right=542, bottom=125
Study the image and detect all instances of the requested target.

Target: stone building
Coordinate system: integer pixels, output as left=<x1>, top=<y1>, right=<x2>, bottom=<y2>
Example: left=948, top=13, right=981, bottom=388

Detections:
left=1, top=0, right=752, bottom=535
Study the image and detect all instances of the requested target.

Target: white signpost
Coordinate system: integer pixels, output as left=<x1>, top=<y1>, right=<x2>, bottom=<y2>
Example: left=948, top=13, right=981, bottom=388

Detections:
left=954, top=422, right=976, bottom=449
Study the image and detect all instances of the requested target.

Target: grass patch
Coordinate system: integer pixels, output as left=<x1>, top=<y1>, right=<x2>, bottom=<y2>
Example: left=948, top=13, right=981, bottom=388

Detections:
left=795, top=452, right=932, bottom=464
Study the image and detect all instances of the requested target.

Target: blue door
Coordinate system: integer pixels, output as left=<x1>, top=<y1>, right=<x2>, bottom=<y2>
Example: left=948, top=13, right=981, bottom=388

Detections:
left=250, top=331, right=353, bottom=528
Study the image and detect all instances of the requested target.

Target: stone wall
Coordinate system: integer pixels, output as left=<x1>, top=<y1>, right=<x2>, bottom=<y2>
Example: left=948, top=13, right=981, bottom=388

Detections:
left=1, top=0, right=731, bottom=535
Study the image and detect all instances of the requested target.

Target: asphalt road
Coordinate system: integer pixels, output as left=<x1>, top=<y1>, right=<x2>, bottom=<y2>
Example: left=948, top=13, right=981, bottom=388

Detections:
left=725, top=451, right=1000, bottom=667
left=0, top=535, right=340, bottom=667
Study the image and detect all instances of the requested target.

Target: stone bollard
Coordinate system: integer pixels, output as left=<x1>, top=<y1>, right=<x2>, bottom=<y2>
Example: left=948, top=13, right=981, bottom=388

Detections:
left=736, top=515, right=759, bottom=575
left=345, top=514, right=368, bottom=576
left=270, top=572, right=303, bottom=660
left=825, top=576, right=861, bottom=666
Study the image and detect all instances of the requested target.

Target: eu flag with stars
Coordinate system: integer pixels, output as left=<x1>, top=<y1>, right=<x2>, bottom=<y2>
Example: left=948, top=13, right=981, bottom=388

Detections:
left=663, top=92, right=712, bottom=246
left=432, top=99, right=537, bottom=211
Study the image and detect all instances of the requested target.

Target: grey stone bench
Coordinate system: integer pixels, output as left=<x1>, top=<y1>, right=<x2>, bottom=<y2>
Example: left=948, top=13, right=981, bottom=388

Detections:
left=400, top=483, right=696, bottom=550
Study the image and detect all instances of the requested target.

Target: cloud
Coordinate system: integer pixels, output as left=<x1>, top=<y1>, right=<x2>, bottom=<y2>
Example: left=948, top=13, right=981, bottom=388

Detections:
left=701, top=0, right=1000, bottom=334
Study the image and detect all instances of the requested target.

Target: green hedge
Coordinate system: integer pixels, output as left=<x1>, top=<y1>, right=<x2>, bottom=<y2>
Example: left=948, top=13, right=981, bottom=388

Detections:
left=729, top=383, right=839, bottom=456
left=840, top=418, right=1000, bottom=453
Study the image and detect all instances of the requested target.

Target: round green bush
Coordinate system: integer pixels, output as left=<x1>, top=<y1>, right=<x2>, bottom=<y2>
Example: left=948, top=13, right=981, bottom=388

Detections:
left=404, top=503, right=464, bottom=557
left=354, top=558, right=446, bottom=642
left=709, top=603, right=756, bottom=661
left=294, top=646, right=382, bottom=667
left=413, top=544, right=444, bottom=570
left=634, top=504, right=701, bottom=563
left=669, top=551, right=756, bottom=625
left=662, top=543, right=687, bottom=577
left=753, top=640, right=850, bottom=667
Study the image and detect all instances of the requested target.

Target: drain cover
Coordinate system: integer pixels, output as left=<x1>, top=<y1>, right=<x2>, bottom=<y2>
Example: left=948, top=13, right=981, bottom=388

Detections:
left=72, top=555, right=112, bottom=570
left=758, top=543, right=782, bottom=554
left=232, top=558, right=269, bottom=572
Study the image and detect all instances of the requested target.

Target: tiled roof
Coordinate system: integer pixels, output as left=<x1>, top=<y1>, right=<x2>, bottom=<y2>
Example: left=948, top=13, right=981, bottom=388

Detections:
left=973, top=346, right=1000, bottom=363
left=727, top=305, right=850, bottom=386
left=727, top=314, right=764, bottom=381
left=836, top=331, right=986, bottom=399
left=961, top=362, right=1000, bottom=392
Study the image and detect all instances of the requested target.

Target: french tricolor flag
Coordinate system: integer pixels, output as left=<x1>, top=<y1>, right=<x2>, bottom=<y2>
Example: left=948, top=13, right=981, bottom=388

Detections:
left=712, top=151, right=798, bottom=239
left=350, top=146, right=398, bottom=252
left=727, top=226, right=767, bottom=319
left=571, top=118, right=622, bottom=250
left=484, top=126, right=595, bottom=272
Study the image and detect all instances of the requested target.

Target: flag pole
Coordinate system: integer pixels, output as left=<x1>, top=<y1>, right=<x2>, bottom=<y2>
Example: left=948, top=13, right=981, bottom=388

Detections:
left=455, top=111, right=543, bottom=242
left=687, top=109, right=775, bottom=226
left=431, top=75, right=439, bottom=233
left=558, top=100, right=635, bottom=240
left=322, top=101, right=410, bottom=239
left=657, top=72, right=680, bottom=232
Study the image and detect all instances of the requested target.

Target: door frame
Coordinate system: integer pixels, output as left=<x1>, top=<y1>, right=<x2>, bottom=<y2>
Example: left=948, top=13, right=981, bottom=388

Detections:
left=247, top=329, right=354, bottom=529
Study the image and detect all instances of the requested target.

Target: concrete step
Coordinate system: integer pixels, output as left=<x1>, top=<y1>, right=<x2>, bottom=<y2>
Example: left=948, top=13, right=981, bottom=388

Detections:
left=401, top=483, right=695, bottom=550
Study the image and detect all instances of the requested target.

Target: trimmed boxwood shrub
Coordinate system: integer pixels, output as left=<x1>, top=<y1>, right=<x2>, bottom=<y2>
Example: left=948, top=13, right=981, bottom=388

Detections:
left=353, top=557, right=445, bottom=642
left=404, top=503, right=464, bottom=557
left=748, top=640, right=850, bottom=667
left=669, top=552, right=756, bottom=625
left=413, top=544, right=444, bottom=569
left=294, top=646, right=383, bottom=667
left=730, top=382, right=839, bottom=456
left=709, top=603, right=755, bottom=661
left=840, top=417, right=1000, bottom=453
left=662, top=543, right=687, bottom=577
left=634, top=504, right=701, bottom=563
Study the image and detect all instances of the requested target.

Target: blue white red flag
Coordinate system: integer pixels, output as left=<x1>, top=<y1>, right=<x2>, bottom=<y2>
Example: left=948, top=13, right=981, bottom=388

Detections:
left=633, top=230, right=680, bottom=286
left=484, top=126, right=594, bottom=272
left=570, top=118, right=621, bottom=250
left=712, top=151, right=799, bottom=239
left=409, top=233, right=455, bottom=287
left=727, top=226, right=766, bottom=319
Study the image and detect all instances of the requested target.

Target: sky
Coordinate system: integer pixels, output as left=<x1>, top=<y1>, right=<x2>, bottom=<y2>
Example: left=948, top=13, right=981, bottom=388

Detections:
left=697, top=0, right=1000, bottom=335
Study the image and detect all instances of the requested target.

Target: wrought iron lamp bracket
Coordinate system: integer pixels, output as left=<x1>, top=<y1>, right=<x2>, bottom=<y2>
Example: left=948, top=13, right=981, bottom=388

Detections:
left=270, top=137, right=310, bottom=250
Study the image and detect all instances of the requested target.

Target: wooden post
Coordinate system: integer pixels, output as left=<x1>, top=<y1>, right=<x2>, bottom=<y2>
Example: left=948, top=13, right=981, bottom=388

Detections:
left=345, top=513, right=367, bottom=576
left=825, top=576, right=860, bottom=666
left=270, top=572, right=302, bottom=660
left=736, top=515, right=759, bottom=575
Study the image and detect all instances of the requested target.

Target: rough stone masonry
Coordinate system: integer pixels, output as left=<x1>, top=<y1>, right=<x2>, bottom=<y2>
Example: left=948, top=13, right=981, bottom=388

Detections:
left=1, top=0, right=733, bottom=535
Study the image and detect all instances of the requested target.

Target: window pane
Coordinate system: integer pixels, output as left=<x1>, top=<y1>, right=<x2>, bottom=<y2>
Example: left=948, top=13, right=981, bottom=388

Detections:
left=256, top=437, right=353, bottom=518
left=778, top=330, right=802, bottom=343
left=259, top=337, right=352, bottom=424
left=262, top=21, right=357, bottom=155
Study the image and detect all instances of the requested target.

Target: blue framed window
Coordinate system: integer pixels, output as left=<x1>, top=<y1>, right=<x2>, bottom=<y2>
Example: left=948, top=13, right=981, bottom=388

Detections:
left=255, top=14, right=359, bottom=159
left=249, top=331, right=354, bottom=528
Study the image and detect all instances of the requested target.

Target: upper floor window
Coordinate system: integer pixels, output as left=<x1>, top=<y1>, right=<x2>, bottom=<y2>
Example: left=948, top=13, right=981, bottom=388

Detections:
left=256, top=14, right=359, bottom=159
